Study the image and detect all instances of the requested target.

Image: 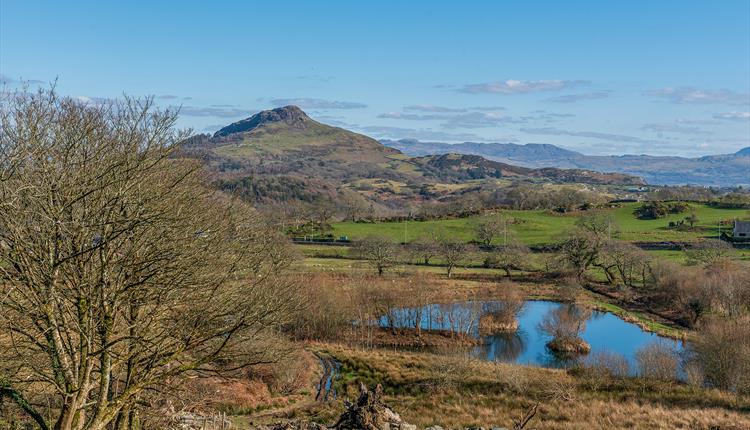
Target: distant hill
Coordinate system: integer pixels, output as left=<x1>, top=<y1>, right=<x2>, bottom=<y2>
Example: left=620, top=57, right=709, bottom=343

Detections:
left=179, top=107, right=644, bottom=209
left=382, top=139, right=750, bottom=187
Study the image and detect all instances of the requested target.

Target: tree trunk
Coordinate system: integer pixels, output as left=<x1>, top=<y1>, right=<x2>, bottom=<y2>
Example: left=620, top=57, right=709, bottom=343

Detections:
left=0, top=386, right=50, bottom=430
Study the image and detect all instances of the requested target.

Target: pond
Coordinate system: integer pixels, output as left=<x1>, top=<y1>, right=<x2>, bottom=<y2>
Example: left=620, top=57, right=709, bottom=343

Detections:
left=379, top=300, right=684, bottom=371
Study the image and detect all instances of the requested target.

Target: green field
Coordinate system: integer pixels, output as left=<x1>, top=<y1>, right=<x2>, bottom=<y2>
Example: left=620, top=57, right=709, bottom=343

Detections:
left=332, top=203, right=749, bottom=246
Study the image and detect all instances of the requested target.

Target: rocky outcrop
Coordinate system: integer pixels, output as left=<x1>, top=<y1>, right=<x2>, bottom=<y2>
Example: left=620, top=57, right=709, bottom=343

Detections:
left=269, top=422, right=327, bottom=430
left=255, top=384, right=537, bottom=430
left=213, top=105, right=309, bottom=137
left=257, top=384, right=414, bottom=430
left=254, top=384, right=539, bottom=430
left=333, top=383, right=415, bottom=430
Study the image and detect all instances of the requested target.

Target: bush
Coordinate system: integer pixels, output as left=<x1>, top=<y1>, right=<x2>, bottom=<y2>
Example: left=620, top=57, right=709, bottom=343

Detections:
left=583, top=350, right=631, bottom=379
left=634, top=201, right=689, bottom=219
left=635, top=341, right=679, bottom=381
left=686, top=317, right=750, bottom=394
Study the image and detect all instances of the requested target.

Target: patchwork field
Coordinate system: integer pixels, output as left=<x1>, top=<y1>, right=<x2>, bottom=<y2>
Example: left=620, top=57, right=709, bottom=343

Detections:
left=332, top=203, right=749, bottom=246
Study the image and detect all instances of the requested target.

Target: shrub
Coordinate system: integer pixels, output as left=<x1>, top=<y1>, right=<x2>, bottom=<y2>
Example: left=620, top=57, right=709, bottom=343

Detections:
left=634, top=201, right=688, bottom=219
left=686, top=317, right=750, bottom=394
left=583, top=350, right=631, bottom=379
left=635, top=341, right=679, bottom=381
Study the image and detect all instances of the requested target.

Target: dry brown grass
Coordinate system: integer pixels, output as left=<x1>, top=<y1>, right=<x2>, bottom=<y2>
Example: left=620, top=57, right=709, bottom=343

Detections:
left=312, top=343, right=750, bottom=430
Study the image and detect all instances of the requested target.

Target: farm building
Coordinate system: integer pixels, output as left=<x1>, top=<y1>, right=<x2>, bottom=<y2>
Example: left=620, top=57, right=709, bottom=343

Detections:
left=734, top=220, right=750, bottom=239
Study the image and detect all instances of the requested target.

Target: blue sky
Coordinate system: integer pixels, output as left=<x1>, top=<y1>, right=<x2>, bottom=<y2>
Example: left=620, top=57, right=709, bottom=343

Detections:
left=1, top=0, right=749, bottom=156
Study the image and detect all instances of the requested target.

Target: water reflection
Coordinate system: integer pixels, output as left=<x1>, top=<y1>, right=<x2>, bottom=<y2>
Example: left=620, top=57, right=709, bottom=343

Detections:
left=379, top=300, right=684, bottom=371
left=475, top=329, right=527, bottom=362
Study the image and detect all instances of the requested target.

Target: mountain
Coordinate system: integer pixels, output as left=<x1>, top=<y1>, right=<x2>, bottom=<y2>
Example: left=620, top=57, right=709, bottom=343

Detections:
left=409, top=153, right=641, bottom=185
left=383, top=139, right=750, bottom=187
left=381, top=139, right=581, bottom=161
left=179, top=107, right=644, bottom=209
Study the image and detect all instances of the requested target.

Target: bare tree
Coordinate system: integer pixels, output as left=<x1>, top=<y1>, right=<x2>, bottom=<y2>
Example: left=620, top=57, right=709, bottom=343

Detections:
left=480, top=284, right=525, bottom=333
left=407, top=234, right=440, bottom=265
left=651, top=261, right=707, bottom=326
left=558, top=230, right=603, bottom=280
left=352, top=235, right=399, bottom=276
left=486, top=237, right=529, bottom=278
left=475, top=213, right=509, bottom=246
left=539, top=304, right=592, bottom=354
left=634, top=342, right=679, bottom=381
left=622, top=243, right=653, bottom=288
left=599, top=240, right=653, bottom=287
left=0, top=89, right=300, bottom=430
left=575, top=212, right=620, bottom=239
left=687, top=316, right=750, bottom=393
left=685, top=239, right=735, bottom=266
left=703, top=260, right=750, bottom=318
left=438, top=239, right=472, bottom=278
left=308, top=199, right=337, bottom=233
left=340, top=189, right=370, bottom=222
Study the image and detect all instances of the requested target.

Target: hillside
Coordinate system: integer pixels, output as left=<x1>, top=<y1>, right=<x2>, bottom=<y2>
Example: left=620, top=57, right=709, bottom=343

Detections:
left=384, top=139, right=750, bottom=186
left=180, top=107, right=644, bottom=210
left=410, top=153, right=644, bottom=185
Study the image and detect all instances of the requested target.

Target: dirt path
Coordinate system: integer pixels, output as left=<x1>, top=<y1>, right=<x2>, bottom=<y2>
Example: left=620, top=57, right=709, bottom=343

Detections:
left=314, top=354, right=340, bottom=402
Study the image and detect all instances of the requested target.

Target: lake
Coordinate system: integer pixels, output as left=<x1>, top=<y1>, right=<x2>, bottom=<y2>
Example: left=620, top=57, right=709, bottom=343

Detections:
left=379, top=300, right=684, bottom=371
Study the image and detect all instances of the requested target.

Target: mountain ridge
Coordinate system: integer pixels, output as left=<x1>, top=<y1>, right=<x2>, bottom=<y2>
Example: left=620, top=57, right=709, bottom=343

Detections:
left=179, top=107, right=645, bottom=211
left=382, top=139, right=750, bottom=186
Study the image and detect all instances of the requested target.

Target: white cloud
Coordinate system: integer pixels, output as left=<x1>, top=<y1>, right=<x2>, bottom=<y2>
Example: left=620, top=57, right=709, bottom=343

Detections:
left=179, top=105, right=255, bottom=118
left=640, top=123, right=713, bottom=136
left=521, top=127, right=663, bottom=145
left=357, top=125, right=483, bottom=141
left=545, top=91, right=610, bottom=103
left=75, top=96, right=114, bottom=106
left=646, top=87, right=749, bottom=105
left=404, top=104, right=467, bottom=113
left=713, top=111, right=750, bottom=121
left=269, top=97, right=366, bottom=109
left=460, top=79, right=588, bottom=94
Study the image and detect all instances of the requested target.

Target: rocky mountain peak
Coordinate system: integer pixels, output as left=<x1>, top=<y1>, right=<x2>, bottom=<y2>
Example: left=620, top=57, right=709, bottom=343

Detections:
left=213, top=105, right=310, bottom=138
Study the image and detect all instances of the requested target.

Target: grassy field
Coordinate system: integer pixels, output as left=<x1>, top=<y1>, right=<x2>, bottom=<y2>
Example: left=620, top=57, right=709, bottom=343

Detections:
left=300, top=344, right=750, bottom=429
left=294, top=244, right=750, bottom=272
left=332, top=203, right=749, bottom=246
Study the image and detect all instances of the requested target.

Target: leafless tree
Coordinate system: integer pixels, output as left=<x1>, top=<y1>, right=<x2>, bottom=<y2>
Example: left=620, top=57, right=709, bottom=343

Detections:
left=487, top=237, right=529, bottom=278
left=599, top=240, right=653, bottom=287
left=475, top=213, right=509, bottom=246
left=438, top=239, right=472, bottom=278
left=575, top=212, right=620, bottom=239
left=635, top=342, right=679, bottom=381
left=407, top=235, right=440, bottom=265
left=308, top=199, right=337, bottom=232
left=685, top=239, right=735, bottom=266
left=651, top=261, right=708, bottom=326
left=687, top=316, right=750, bottom=394
left=352, top=235, right=399, bottom=276
left=480, top=284, right=525, bottom=332
left=340, top=189, right=370, bottom=222
left=0, top=89, right=300, bottom=430
left=538, top=304, right=592, bottom=350
left=703, top=261, right=750, bottom=318
left=684, top=209, right=699, bottom=228
left=558, top=230, right=603, bottom=280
